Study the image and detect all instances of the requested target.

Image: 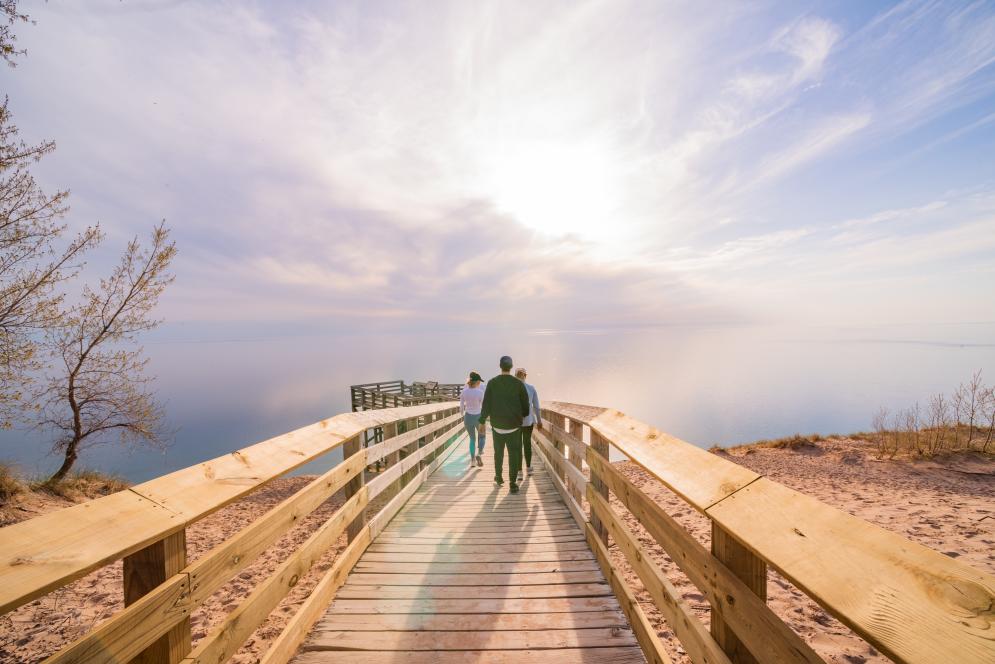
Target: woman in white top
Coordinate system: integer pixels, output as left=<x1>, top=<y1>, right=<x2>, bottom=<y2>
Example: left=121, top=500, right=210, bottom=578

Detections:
left=460, top=371, right=486, bottom=468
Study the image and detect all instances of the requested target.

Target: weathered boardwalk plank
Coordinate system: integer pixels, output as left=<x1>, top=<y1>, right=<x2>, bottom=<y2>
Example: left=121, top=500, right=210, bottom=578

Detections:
left=293, top=444, right=643, bottom=663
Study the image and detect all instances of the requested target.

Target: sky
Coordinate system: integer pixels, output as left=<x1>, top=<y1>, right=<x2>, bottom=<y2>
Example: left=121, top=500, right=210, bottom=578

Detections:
left=3, top=0, right=995, bottom=334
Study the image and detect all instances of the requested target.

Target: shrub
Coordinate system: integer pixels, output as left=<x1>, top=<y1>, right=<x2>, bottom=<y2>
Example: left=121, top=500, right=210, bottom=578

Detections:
left=0, top=463, right=26, bottom=502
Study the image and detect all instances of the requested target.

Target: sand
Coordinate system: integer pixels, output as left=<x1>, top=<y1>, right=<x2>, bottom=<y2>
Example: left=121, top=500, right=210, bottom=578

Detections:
left=0, top=477, right=356, bottom=664
left=610, top=437, right=995, bottom=664
left=1, top=437, right=992, bottom=663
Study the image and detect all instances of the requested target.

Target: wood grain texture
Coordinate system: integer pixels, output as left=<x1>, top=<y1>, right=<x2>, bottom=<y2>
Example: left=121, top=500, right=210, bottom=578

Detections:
left=314, top=611, right=626, bottom=632
left=287, top=448, right=643, bottom=664
left=123, top=530, right=191, bottom=664
left=294, top=647, right=646, bottom=664
left=1, top=402, right=456, bottom=614
left=547, top=401, right=759, bottom=512
left=328, top=597, right=625, bottom=614
left=334, top=583, right=613, bottom=600
left=48, top=452, right=367, bottom=664
left=706, top=477, right=995, bottom=664
left=303, top=627, right=638, bottom=651
left=184, top=488, right=370, bottom=664
left=585, top=522, right=673, bottom=664
left=257, top=529, right=372, bottom=664
left=588, top=452, right=822, bottom=664
left=588, top=490, right=730, bottom=664
left=711, top=524, right=766, bottom=664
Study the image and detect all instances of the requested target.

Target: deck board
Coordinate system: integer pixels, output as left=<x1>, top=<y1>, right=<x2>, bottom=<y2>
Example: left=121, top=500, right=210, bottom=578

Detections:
left=293, top=443, right=643, bottom=663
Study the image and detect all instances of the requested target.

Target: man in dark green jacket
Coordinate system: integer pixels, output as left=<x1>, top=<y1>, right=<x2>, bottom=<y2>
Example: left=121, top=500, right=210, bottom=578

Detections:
left=478, top=355, right=530, bottom=494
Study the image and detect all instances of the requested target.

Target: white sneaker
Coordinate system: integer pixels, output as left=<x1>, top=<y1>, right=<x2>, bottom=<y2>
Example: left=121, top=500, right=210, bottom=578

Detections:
left=516, top=471, right=523, bottom=483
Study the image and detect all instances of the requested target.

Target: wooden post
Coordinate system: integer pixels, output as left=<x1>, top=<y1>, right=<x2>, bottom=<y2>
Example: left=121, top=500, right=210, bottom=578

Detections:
left=343, top=434, right=365, bottom=542
left=711, top=522, right=766, bottom=664
left=567, top=419, right=586, bottom=507
left=123, top=530, right=190, bottom=664
left=548, top=412, right=568, bottom=486
left=383, top=420, right=401, bottom=499
left=588, top=429, right=610, bottom=546
left=401, top=416, right=420, bottom=488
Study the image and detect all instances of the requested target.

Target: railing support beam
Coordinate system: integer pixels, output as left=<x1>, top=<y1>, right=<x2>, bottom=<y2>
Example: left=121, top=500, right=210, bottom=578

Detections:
left=123, top=530, right=191, bottom=664
left=344, top=434, right=366, bottom=542
left=589, top=429, right=610, bottom=546
left=711, top=523, right=767, bottom=664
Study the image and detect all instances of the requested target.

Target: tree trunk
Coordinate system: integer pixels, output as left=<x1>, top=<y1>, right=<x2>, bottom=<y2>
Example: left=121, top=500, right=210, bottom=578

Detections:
left=985, top=413, right=994, bottom=454
left=49, top=440, right=78, bottom=482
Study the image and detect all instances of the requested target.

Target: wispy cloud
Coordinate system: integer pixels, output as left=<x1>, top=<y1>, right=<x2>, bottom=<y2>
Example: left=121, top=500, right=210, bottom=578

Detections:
left=1, top=0, right=993, bottom=329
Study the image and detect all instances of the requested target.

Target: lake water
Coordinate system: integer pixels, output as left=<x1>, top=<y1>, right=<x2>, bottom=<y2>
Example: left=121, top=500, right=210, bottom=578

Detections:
left=1, top=321, right=993, bottom=482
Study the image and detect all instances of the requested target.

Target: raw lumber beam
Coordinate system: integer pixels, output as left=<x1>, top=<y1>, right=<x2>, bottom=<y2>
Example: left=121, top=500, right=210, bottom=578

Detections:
left=181, top=488, right=370, bottom=664
left=334, top=583, right=613, bottom=599
left=1, top=402, right=452, bottom=613
left=312, top=610, right=626, bottom=631
left=293, top=647, right=647, bottom=664
left=328, top=596, right=625, bottom=614
left=706, top=477, right=995, bottom=664
left=46, top=446, right=367, bottom=664
left=257, top=529, right=371, bottom=664
left=586, top=452, right=821, bottom=664
left=256, top=429, right=462, bottom=664
left=587, top=429, right=610, bottom=547
left=533, top=442, right=586, bottom=528
left=544, top=402, right=758, bottom=512
left=567, top=419, right=587, bottom=506
left=711, top=524, right=765, bottom=664
left=344, top=434, right=365, bottom=542
left=533, top=429, right=587, bottom=497
left=588, top=490, right=730, bottom=664
left=585, top=522, right=673, bottom=664
left=123, top=531, right=191, bottom=664
left=302, top=627, right=638, bottom=651
left=364, top=411, right=461, bottom=466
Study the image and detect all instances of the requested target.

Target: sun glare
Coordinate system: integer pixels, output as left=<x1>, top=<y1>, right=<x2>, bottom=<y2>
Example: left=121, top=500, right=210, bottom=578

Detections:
left=486, top=142, right=620, bottom=239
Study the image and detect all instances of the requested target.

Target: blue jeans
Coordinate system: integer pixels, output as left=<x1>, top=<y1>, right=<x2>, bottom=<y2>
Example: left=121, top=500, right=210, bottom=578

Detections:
left=463, top=413, right=486, bottom=457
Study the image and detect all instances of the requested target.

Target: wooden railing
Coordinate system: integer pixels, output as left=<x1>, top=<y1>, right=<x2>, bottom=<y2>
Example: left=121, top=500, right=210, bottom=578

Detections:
left=0, top=402, right=465, bottom=664
left=350, top=379, right=462, bottom=411
left=535, top=401, right=995, bottom=664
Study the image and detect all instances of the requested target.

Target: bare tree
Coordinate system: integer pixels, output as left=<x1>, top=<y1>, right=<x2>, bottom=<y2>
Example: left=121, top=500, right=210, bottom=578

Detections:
left=872, top=406, right=890, bottom=458
left=1, top=100, right=101, bottom=427
left=950, top=385, right=964, bottom=449
left=36, top=224, right=176, bottom=481
left=926, top=393, right=950, bottom=455
left=1, top=1, right=30, bottom=67
left=983, top=385, right=995, bottom=454
left=956, top=370, right=984, bottom=446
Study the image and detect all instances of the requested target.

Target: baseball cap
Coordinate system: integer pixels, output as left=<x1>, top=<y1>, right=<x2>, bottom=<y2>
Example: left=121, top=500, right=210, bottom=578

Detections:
left=469, top=371, right=483, bottom=382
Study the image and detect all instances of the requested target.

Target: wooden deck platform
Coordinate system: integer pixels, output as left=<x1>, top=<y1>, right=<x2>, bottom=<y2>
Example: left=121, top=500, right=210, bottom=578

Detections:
left=292, top=443, right=644, bottom=663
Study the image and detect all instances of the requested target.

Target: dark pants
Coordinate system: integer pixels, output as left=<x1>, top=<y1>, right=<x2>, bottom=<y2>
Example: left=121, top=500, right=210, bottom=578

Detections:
left=521, top=424, right=534, bottom=468
left=493, top=429, right=523, bottom=486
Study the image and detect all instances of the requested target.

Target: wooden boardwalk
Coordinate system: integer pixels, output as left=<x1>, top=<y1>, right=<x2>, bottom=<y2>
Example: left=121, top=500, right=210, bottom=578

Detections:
left=292, top=442, right=644, bottom=663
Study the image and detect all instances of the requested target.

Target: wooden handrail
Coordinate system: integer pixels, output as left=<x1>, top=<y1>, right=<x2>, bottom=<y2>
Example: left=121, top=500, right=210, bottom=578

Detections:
left=539, top=401, right=995, bottom=664
left=2, top=402, right=462, bottom=664
left=0, top=402, right=452, bottom=615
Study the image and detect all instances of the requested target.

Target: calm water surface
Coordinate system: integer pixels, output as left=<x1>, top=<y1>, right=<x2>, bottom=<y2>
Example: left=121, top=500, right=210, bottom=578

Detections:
left=2, top=322, right=993, bottom=482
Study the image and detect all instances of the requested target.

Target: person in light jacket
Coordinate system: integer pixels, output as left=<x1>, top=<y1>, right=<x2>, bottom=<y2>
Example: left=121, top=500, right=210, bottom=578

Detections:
left=460, top=371, right=486, bottom=468
left=515, top=367, right=542, bottom=482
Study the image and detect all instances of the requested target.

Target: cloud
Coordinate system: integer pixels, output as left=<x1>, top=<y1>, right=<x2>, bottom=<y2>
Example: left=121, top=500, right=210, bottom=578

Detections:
left=1, top=0, right=993, bottom=331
